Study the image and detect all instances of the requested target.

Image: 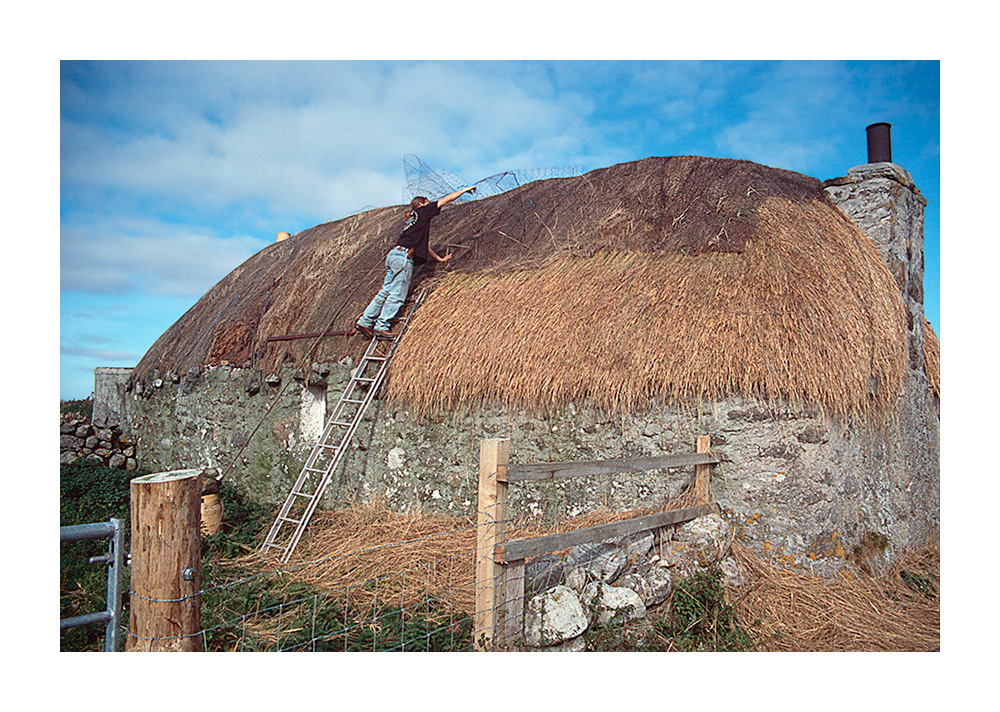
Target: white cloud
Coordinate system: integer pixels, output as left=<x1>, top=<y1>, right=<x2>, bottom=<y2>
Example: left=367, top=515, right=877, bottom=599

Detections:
left=714, top=61, right=859, bottom=174
left=61, top=344, right=141, bottom=362
left=60, top=216, right=269, bottom=299
left=60, top=61, right=610, bottom=221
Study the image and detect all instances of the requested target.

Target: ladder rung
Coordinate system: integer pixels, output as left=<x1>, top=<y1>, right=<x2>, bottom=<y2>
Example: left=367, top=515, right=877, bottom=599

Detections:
left=342, top=398, right=365, bottom=405
left=330, top=420, right=353, bottom=427
left=277, top=516, right=303, bottom=525
left=290, top=490, right=313, bottom=498
left=355, top=377, right=377, bottom=383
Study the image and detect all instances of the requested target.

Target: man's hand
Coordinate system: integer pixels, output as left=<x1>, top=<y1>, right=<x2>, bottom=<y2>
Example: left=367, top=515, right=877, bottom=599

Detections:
left=429, top=247, right=453, bottom=263
left=438, top=185, right=477, bottom=207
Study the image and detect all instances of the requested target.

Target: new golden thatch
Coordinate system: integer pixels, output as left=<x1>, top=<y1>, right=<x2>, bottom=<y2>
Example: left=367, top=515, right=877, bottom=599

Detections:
left=133, top=156, right=924, bottom=420
left=389, top=159, right=909, bottom=420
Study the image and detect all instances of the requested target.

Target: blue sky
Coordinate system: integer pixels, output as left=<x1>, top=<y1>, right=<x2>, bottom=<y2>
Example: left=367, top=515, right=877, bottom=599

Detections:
left=58, top=59, right=941, bottom=400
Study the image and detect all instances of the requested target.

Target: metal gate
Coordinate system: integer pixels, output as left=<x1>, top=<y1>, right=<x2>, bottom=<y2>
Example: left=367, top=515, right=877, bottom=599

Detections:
left=60, top=518, right=126, bottom=652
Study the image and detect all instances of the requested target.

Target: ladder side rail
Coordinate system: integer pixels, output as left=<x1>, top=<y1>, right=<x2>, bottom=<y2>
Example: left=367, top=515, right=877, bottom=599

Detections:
left=266, top=289, right=427, bottom=559
left=294, top=333, right=385, bottom=486
left=277, top=335, right=400, bottom=561
left=264, top=352, right=380, bottom=550
left=279, top=396, right=376, bottom=562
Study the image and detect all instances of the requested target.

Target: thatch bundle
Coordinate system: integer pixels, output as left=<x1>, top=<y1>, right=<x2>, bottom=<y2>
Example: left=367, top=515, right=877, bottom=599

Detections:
left=132, top=155, right=916, bottom=420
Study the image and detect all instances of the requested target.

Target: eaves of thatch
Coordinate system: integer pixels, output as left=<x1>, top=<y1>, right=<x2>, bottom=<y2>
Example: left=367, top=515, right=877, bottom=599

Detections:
left=133, top=156, right=923, bottom=421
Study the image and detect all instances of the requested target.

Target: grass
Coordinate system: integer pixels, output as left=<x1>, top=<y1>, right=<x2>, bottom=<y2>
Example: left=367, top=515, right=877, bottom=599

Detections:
left=61, top=397, right=94, bottom=421
left=59, top=459, right=137, bottom=652
left=59, top=460, right=474, bottom=652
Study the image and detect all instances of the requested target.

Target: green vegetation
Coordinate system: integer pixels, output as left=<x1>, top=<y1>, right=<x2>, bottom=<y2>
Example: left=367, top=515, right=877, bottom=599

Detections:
left=61, top=398, right=94, bottom=420
left=582, top=567, right=759, bottom=652
left=60, top=459, right=140, bottom=652
left=670, top=567, right=757, bottom=651
left=201, top=574, right=473, bottom=652
left=60, top=460, right=473, bottom=652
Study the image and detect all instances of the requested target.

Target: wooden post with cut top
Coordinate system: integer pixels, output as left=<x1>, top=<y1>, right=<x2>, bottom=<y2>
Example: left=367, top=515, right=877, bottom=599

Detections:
left=127, top=469, right=204, bottom=652
left=474, top=438, right=509, bottom=651
left=695, top=435, right=712, bottom=505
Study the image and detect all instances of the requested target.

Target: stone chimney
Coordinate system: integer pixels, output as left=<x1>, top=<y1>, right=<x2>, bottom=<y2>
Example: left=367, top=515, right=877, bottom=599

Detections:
left=823, top=123, right=928, bottom=372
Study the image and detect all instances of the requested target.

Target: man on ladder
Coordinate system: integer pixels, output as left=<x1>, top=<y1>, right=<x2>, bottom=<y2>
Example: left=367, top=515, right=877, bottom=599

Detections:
left=356, top=184, right=476, bottom=339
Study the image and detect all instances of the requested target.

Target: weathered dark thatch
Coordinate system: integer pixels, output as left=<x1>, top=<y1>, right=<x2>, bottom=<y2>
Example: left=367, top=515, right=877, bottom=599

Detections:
left=134, top=156, right=913, bottom=419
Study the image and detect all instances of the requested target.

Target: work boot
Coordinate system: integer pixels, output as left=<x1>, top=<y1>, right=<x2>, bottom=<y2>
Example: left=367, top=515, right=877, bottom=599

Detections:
left=355, top=323, right=374, bottom=339
left=373, top=329, right=394, bottom=340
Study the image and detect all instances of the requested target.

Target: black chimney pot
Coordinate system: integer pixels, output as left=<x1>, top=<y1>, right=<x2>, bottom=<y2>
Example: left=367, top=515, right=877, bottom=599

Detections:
left=866, top=122, right=892, bottom=163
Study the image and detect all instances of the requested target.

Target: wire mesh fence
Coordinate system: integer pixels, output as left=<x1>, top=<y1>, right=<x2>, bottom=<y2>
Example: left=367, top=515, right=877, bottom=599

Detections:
left=118, top=437, right=716, bottom=652
left=122, top=506, right=488, bottom=652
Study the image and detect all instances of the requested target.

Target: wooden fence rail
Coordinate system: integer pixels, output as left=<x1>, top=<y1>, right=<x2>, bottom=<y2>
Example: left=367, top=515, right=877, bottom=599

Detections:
left=474, top=435, right=719, bottom=650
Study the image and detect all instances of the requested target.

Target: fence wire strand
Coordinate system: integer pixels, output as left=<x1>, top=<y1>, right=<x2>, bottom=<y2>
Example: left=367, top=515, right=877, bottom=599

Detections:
left=124, top=450, right=710, bottom=651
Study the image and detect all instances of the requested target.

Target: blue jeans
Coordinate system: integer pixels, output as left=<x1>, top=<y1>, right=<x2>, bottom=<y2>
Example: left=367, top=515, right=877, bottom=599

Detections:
left=359, top=247, right=413, bottom=331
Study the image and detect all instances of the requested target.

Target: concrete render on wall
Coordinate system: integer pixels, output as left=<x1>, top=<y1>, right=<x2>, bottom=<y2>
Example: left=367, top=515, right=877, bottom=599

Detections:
left=125, top=359, right=939, bottom=575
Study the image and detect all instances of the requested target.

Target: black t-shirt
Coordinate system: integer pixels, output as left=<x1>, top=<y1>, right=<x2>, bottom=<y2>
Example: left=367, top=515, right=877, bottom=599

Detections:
left=395, top=202, right=441, bottom=265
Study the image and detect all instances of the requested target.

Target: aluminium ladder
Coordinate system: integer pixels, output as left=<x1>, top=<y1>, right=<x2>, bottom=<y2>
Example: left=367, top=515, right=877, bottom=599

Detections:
left=261, top=290, right=426, bottom=563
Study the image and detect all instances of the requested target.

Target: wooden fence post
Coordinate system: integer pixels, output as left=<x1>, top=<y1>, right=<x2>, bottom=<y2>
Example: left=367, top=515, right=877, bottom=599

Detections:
left=695, top=435, right=711, bottom=505
left=127, top=469, right=204, bottom=652
left=500, top=558, right=525, bottom=648
left=474, top=439, right=509, bottom=651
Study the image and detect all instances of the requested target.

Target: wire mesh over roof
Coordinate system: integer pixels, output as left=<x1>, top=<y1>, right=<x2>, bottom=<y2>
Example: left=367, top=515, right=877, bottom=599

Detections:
left=133, top=155, right=926, bottom=420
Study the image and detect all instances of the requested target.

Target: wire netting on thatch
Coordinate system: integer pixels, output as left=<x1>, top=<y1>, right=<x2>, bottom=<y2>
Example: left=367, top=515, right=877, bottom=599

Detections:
left=131, top=155, right=909, bottom=421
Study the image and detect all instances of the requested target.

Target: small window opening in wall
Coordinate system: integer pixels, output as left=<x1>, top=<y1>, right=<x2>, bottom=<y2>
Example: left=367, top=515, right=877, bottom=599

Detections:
left=300, top=384, right=327, bottom=442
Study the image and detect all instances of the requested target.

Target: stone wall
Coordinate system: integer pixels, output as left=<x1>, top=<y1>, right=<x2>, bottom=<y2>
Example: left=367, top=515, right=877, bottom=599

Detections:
left=93, top=367, right=133, bottom=430
left=353, top=385, right=938, bottom=575
left=121, top=354, right=938, bottom=576
left=124, top=360, right=358, bottom=504
left=60, top=410, right=138, bottom=470
left=824, top=162, right=929, bottom=371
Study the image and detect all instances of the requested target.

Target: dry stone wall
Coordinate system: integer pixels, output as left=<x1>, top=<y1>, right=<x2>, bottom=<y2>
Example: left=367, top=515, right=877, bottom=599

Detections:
left=60, top=411, right=138, bottom=470
left=521, top=512, right=738, bottom=650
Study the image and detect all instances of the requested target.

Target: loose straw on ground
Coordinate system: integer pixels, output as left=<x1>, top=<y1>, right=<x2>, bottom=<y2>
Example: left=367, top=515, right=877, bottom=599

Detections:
left=235, top=495, right=937, bottom=652
left=727, top=542, right=939, bottom=651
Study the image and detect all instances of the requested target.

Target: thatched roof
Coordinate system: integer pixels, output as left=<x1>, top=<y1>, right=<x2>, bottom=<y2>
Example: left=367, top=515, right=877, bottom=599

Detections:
left=134, top=155, right=923, bottom=420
